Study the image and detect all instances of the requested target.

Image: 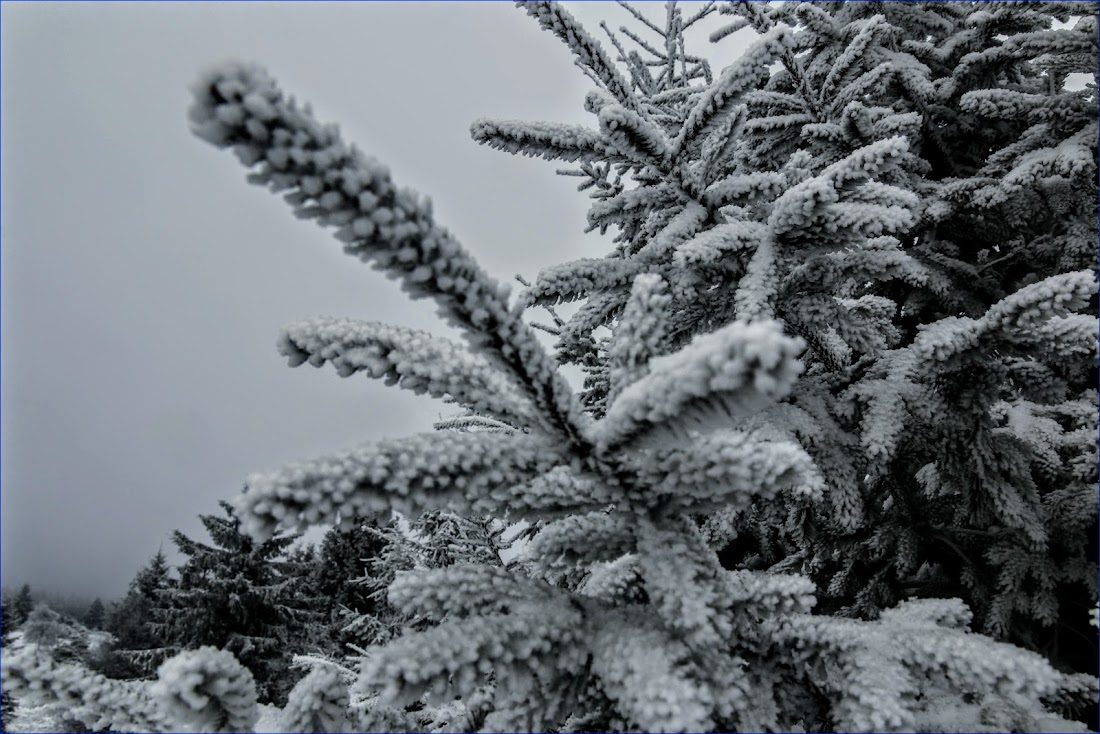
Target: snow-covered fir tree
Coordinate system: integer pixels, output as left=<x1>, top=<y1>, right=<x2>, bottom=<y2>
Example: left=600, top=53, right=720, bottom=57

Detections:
left=0, top=599, right=11, bottom=733
left=9, top=586, right=32, bottom=629
left=104, top=550, right=177, bottom=677
left=151, top=501, right=317, bottom=705
left=307, top=522, right=390, bottom=654
left=678, top=0, right=1100, bottom=666
left=2, top=2, right=1096, bottom=732
left=284, top=512, right=520, bottom=731
left=83, top=599, right=106, bottom=631
left=476, top=0, right=1100, bottom=676
left=315, top=511, right=510, bottom=657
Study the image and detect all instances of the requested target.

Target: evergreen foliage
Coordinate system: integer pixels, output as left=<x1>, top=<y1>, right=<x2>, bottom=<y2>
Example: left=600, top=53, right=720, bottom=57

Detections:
left=311, top=523, right=388, bottom=652
left=10, top=586, right=33, bottom=628
left=2, top=2, right=1097, bottom=732
left=3, top=645, right=256, bottom=733
left=475, top=0, right=1100, bottom=669
left=1, top=599, right=13, bottom=643
left=105, top=550, right=176, bottom=677
left=83, top=600, right=106, bottom=631
left=289, top=512, right=515, bottom=731
left=0, top=599, right=15, bottom=732
left=152, top=501, right=315, bottom=704
left=0, top=684, right=9, bottom=731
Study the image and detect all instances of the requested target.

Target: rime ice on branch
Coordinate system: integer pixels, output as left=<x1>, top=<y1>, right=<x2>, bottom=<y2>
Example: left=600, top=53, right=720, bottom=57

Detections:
left=188, top=61, right=586, bottom=447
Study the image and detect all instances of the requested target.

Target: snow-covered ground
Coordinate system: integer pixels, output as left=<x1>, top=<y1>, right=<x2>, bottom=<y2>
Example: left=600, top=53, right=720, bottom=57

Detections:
left=253, top=703, right=286, bottom=733
left=85, top=630, right=112, bottom=657
left=3, top=622, right=117, bottom=732
left=7, top=702, right=75, bottom=733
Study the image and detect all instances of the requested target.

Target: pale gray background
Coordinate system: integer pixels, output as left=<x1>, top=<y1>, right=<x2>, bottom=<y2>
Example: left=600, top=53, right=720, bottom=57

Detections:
left=1, top=2, right=748, bottom=598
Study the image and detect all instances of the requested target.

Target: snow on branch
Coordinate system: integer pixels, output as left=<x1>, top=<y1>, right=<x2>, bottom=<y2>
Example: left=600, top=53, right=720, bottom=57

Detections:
left=527, top=511, right=638, bottom=570
left=1, top=646, right=164, bottom=732
left=492, top=464, right=624, bottom=518
left=521, top=256, right=643, bottom=307
left=673, top=220, right=769, bottom=267
left=188, top=62, right=585, bottom=445
left=518, top=1, right=639, bottom=112
left=236, top=431, right=567, bottom=541
left=588, top=612, right=715, bottom=732
left=733, top=236, right=779, bottom=321
left=278, top=317, right=537, bottom=429
left=723, top=569, right=817, bottom=620
left=281, top=667, right=351, bottom=733
left=629, top=429, right=824, bottom=515
left=977, top=269, right=1096, bottom=333
left=970, top=123, right=1099, bottom=208
left=819, top=15, right=893, bottom=103
left=597, top=104, right=673, bottom=166
left=597, top=319, right=805, bottom=451
left=608, top=273, right=672, bottom=401
left=960, top=88, right=1096, bottom=125
left=634, top=201, right=709, bottom=261
left=387, top=564, right=562, bottom=621
left=469, top=118, right=624, bottom=164
left=151, top=647, right=259, bottom=733
left=355, top=598, right=585, bottom=713
left=844, top=270, right=1097, bottom=464
left=672, top=25, right=795, bottom=158
left=780, top=607, right=1072, bottom=733
left=768, top=136, right=916, bottom=242
left=702, top=171, right=786, bottom=208
left=632, top=519, right=734, bottom=648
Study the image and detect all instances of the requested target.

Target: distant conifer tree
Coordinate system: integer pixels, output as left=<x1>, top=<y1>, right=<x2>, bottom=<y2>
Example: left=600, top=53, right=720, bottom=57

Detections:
left=83, top=599, right=106, bottom=631
left=105, top=550, right=177, bottom=676
left=1, top=599, right=13, bottom=643
left=152, top=501, right=315, bottom=704
left=0, top=598, right=14, bottom=732
left=10, top=586, right=32, bottom=628
left=311, top=522, right=387, bottom=652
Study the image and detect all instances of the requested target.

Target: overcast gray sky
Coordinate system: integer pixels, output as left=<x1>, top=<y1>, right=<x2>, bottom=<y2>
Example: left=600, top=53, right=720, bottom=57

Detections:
left=1, top=2, right=749, bottom=599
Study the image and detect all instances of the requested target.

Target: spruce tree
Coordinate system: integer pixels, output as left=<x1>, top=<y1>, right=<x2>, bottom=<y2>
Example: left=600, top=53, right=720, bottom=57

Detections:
left=473, top=0, right=1099, bottom=672
left=311, top=522, right=387, bottom=652
left=83, top=599, right=106, bottom=631
left=286, top=513, right=514, bottom=730
left=153, top=501, right=313, bottom=704
left=276, top=542, right=335, bottom=658
left=302, top=517, right=507, bottom=648
left=674, top=0, right=1100, bottom=669
left=1, top=598, right=13, bottom=643
left=0, top=680, right=10, bottom=731
left=0, top=598, right=14, bottom=733
left=106, top=550, right=176, bottom=676
left=2, top=2, right=1096, bottom=732
left=10, top=586, right=32, bottom=628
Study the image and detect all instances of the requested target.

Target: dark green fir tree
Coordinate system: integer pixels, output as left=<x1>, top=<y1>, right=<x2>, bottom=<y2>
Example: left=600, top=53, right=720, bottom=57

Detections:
left=104, top=550, right=176, bottom=677
left=10, top=586, right=32, bottom=628
left=153, top=501, right=314, bottom=704
left=83, top=599, right=106, bottom=631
